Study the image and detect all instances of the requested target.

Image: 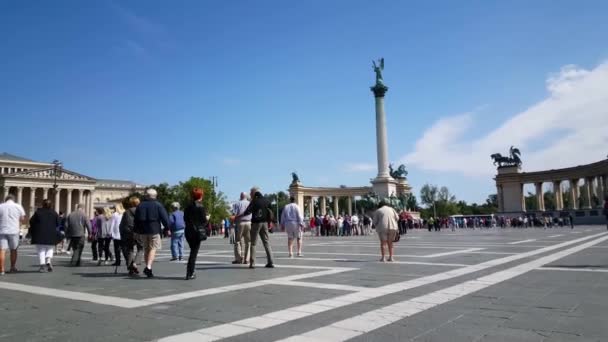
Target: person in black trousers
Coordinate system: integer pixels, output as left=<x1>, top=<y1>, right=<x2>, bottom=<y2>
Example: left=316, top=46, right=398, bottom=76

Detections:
left=184, top=188, right=208, bottom=280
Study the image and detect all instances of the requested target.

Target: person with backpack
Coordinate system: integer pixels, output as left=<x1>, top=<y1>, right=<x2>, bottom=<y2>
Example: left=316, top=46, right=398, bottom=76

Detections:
left=236, top=187, right=274, bottom=269
left=119, top=196, right=142, bottom=276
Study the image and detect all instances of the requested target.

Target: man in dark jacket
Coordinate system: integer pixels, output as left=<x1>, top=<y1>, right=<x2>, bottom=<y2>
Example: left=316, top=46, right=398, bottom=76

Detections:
left=134, top=189, right=169, bottom=278
left=64, top=204, right=91, bottom=266
left=120, top=196, right=143, bottom=275
left=237, top=187, right=274, bottom=269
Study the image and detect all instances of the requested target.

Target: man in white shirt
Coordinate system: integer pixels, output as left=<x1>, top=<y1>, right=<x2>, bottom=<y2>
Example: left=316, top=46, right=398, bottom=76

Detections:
left=0, top=194, right=26, bottom=274
left=351, top=214, right=360, bottom=235
left=232, top=192, right=252, bottom=264
left=280, top=196, right=304, bottom=257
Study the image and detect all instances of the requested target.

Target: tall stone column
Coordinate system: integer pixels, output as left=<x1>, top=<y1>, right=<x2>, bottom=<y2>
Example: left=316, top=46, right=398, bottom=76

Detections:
left=370, top=81, right=397, bottom=198
left=535, top=182, right=544, bottom=211
left=570, top=179, right=579, bottom=209
left=42, top=188, right=49, bottom=200
left=75, top=189, right=82, bottom=207
left=553, top=181, right=563, bottom=210
left=598, top=176, right=605, bottom=201
left=54, top=188, right=60, bottom=212
left=16, top=187, right=23, bottom=206
left=347, top=196, right=353, bottom=216
left=320, top=196, right=327, bottom=216
left=333, top=197, right=339, bottom=217
left=603, top=175, right=608, bottom=197
left=66, top=189, right=72, bottom=215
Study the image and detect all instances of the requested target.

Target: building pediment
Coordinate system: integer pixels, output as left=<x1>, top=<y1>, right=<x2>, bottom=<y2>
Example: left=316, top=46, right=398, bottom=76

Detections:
left=2, top=167, right=96, bottom=183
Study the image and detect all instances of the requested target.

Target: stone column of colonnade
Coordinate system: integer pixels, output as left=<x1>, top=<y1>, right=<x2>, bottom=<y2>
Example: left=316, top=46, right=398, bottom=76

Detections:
left=569, top=179, right=579, bottom=210
left=535, top=182, right=545, bottom=211
left=333, top=197, right=339, bottom=217
left=16, top=187, right=23, bottom=205
left=553, top=181, right=563, bottom=210
left=347, top=197, right=352, bottom=215
left=320, top=196, right=327, bottom=216
left=308, top=197, right=314, bottom=218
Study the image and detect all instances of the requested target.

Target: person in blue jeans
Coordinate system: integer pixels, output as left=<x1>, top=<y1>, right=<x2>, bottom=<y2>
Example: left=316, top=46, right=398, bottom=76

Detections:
left=169, top=202, right=186, bottom=261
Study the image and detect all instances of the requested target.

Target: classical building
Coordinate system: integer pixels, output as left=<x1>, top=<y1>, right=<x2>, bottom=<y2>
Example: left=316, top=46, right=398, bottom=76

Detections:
left=0, top=153, right=145, bottom=218
left=495, top=159, right=608, bottom=223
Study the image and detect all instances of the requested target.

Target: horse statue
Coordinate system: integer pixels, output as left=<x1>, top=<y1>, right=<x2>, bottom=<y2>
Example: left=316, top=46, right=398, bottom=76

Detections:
left=389, top=163, right=408, bottom=179
left=491, top=146, right=523, bottom=167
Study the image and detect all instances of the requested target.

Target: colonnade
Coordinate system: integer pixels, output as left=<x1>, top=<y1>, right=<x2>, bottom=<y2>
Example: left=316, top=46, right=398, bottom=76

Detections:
left=498, top=174, right=607, bottom=212
left=303, top=195, right=357, bottom=218
left=0, top=186, right=95, bottom=218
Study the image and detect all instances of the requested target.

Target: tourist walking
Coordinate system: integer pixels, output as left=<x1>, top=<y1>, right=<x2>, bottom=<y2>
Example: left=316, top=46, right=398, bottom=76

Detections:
left=96, top=207, right=113, bottom=266
left=119, top=196, right=143, bottom=276
left=184, top=188, right=208, bottom=280
left=29, top=199, right=60, bottom=272
left=110, top=203, right=125, bottom=267
left=0, top=194, right=25, bottom=274
left=169, top=202, right=185, bottom=261
left=237, top=187, right=274, bottom=269
left=281, top=196, right=304, bottom=257
left=232, top=192, right=251, bottom=264
left=64, top=203, right=91, bottom=266
left=134, top=188, right=170, bottom=278
left=90, top=211, right=99, bottom=261
left=351, top=214, right=360, bottom=236
left=372, top=201, right=399, bottom=262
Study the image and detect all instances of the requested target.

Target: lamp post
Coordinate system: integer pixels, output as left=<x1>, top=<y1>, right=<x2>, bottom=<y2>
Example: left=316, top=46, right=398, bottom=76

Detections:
left=51, top=159, right=62, bottom=206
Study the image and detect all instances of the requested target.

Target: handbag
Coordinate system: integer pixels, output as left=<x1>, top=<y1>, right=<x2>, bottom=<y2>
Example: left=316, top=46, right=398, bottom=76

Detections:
left=194, top=225, right=207, bottom=241
left=393, top=231, right=400, bottom=243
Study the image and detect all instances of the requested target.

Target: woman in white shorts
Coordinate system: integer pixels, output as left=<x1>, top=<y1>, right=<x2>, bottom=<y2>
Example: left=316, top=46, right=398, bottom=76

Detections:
left=372, top=201, right=399, bottom=262
left=281, top=197, right=304, bottom=257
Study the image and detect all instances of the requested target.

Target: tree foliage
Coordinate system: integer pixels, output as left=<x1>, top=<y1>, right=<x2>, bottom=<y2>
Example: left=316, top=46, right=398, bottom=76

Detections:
left=131, top=177, right=231, bottom=225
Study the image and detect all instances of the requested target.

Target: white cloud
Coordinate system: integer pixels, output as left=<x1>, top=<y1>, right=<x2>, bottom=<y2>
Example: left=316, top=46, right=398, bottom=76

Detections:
left=222, top=158, right=241, bottom=166
left=404, top=60, right=608, bottom=176
left=345, top=163, right=376, bottom=172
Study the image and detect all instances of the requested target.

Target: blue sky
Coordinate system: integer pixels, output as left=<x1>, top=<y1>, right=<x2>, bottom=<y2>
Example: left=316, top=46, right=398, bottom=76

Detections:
left=2, top=1, right=608, bottom=204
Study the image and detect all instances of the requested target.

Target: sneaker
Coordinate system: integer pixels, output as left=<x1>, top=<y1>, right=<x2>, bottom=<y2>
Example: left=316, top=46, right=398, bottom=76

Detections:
left=185, top=272, right=196, bottom=280
left=178, top=257, right=183, bottom=261
left=379, top=257, right=386, bottom=262
left=0, top=271, right=4, bottom=275
left=297, top=253, right=303, bottom=257
left=143, top=267, right=154, bottom=278
left=39, top=266, right=47, bottom=273
left=47, top=263, right=53, bottom=272
left=265, top=263, right=275, bottom=268
left=249, top=264, right=255, bottom=269
left=231, top=260, right=241, bottom=264
left=387, top=257, right=395, bottom=262
left=170, top=258, right=178, bottom=261
left=288, top=254, right=293, bottom=258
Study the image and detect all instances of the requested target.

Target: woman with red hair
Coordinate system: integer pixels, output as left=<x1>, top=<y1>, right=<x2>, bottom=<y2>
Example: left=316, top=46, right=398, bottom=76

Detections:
left=183, top=188, right=208, bottom=280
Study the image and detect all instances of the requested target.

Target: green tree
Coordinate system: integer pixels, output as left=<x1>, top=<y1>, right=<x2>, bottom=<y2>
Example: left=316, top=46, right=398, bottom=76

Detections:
left=420, top=183, right=439, bottom=217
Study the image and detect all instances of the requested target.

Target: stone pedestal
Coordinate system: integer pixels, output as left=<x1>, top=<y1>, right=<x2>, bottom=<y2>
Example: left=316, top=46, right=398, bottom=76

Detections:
left=371, top=177, right=398, bottom=199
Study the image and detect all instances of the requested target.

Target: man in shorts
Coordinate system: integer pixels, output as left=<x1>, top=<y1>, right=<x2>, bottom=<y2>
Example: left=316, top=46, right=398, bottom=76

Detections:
left=280, top=196, right=304, bottom=257
left=134, top=189, right=169, bottom=278
left=0, top=194, right=26, bottom=274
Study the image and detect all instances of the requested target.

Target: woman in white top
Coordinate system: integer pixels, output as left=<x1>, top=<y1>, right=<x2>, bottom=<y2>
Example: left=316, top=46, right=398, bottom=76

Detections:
left=372, top=201, right=399, bottom=262
left=110, top=203, right=125, bottom=267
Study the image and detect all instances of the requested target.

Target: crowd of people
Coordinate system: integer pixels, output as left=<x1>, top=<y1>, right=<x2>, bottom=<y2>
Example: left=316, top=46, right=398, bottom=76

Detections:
left=1, top=190, right=607, bottom=276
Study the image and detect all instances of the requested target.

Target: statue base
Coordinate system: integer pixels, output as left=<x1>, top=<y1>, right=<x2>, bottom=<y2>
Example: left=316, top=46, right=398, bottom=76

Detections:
left=371, top=176, right=398, bottom=199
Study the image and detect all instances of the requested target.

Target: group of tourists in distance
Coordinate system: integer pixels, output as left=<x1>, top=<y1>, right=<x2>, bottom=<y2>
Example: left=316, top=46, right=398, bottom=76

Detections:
left=1, top=189, right=607, bottom=277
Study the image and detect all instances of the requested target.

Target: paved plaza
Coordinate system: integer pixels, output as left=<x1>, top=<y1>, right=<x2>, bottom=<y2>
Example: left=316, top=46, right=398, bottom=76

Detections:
left=1, top=226, right=608, bottom=342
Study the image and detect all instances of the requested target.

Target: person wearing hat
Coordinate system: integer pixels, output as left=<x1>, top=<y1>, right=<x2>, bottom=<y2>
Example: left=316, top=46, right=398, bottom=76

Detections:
left=169, top=202, right=186, bottom=261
